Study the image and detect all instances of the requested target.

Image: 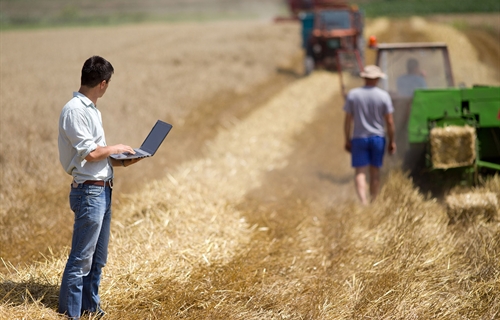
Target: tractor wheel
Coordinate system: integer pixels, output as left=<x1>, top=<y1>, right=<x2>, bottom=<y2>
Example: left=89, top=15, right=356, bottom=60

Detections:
left=402, top=143, right=429, bottom=191
left=403, top=143, right=426, bottom=176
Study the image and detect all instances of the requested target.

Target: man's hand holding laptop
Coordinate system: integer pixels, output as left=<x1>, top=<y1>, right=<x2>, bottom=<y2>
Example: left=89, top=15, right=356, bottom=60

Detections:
left=113, top=157, right=142, bottom=167
left=107, top=145, right=143, bottom=167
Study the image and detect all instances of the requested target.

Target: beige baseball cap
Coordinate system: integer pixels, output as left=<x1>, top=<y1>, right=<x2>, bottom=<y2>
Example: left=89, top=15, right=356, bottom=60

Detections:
left=360, top=65, right=386, bottom=79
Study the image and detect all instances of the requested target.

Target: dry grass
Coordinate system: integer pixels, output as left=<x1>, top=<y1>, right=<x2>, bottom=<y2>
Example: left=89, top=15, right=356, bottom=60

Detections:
left=1, top=16, right=500, bottom=320
left=2, top=170, right=499, bottom=319
left=446, top=191, right=498, bottom=223
left=430, top=13, right=500, bottom=37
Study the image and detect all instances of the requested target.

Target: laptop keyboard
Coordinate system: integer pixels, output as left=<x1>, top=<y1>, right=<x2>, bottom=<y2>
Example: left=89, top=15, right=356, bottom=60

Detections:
left=124, top=149, right=145, bottom=157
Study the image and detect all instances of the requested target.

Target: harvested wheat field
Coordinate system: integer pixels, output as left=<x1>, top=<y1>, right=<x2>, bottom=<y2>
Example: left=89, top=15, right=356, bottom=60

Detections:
left=1, top=14, right=500, bottom=320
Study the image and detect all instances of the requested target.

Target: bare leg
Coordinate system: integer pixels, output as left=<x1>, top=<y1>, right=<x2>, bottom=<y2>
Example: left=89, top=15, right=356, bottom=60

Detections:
left=354, top=166, right=369, bottom=205
left=369, top=165, right=381, bottom=202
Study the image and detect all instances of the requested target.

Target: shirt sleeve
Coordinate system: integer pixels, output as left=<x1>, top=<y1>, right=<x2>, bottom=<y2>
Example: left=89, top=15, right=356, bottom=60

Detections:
left=419, top=77, right=427, bottom=88
left=384, top=92, right=394, bottom=115
left=343, top=93, right=353, bottom=114
left=60, top=109, right=98, bottom=161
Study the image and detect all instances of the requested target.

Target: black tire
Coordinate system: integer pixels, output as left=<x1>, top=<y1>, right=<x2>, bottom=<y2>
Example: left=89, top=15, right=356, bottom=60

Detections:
left=403, top=143, right=427, bottom=176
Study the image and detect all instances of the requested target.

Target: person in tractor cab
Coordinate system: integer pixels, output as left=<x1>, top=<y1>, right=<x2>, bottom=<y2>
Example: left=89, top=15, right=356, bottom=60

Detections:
left=397, top=58, right=427, bottom=97
left=343, top=65, right=396, bottom=205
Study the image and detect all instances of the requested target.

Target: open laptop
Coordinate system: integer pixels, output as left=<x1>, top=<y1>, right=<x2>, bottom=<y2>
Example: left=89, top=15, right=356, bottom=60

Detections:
left=110, top=120, right=172, bottom=160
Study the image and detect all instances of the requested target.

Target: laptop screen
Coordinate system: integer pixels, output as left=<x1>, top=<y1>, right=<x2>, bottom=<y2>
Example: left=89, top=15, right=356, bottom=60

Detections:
left=140, top=120, right=173, bottom=155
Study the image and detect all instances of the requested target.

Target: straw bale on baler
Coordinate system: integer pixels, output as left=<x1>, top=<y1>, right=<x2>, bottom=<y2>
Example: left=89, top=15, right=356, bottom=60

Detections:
left=429, top=125, right=476, bottom=169
left=446, top=192, right=499, bottom=223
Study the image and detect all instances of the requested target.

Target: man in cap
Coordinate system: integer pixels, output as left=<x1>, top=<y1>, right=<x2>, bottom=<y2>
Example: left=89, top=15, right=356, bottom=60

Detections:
left=343, top=65, right=396, bottom=205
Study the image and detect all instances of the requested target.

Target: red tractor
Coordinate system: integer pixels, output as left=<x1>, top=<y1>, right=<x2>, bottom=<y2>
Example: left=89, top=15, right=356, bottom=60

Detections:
left=299, top=1, right=364, bottom=76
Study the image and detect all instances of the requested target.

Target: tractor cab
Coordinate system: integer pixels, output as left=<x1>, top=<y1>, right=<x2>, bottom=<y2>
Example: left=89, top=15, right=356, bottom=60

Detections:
left=315, top=9, right=352, bottom=31
left=374, top=43, right=454, bottom=100
left=373, top=43, right=455, bottom=162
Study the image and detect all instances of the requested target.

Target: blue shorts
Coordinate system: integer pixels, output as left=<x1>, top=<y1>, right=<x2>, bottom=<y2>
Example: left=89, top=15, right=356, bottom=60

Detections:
left=351, top=136, right=386, bottom=168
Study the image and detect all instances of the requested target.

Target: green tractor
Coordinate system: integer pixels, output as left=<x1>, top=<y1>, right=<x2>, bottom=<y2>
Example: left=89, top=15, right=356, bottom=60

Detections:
left=408, top=86, right=500, bottom=186
left=373, top=42, right=500, bottom=190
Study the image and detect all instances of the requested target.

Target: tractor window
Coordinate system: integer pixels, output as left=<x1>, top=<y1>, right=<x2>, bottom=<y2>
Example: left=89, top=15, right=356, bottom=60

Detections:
left=318, top=10, right=351, bottom=30
left=377, top=48, right=452, bottom=97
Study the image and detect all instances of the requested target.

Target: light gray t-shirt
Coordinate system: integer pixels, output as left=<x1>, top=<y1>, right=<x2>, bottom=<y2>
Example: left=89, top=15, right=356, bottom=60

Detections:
left=343, top=86, right=393, bottom=139
left=58, top=92, right=113, bottom=183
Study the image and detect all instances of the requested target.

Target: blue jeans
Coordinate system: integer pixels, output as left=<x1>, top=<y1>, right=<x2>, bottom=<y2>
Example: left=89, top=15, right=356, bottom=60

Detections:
left=58, top=183, right=112, bottom=319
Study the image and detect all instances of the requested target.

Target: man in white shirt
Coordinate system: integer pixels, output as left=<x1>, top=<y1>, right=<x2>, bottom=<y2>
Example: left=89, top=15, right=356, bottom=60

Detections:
left=58, top=55, right=140, bottom=319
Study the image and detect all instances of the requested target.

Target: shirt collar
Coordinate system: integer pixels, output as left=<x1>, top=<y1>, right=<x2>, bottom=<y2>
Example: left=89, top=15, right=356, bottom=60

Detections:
left=73, top=91, right=96, bottom=109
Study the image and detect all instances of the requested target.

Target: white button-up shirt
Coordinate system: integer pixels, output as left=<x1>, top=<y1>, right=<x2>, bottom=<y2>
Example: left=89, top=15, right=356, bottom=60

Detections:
left=58, top=92, right=113, bottom=183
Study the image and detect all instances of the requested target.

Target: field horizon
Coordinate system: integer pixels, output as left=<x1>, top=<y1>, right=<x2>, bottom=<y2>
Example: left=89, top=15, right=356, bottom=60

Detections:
left=1, top=0, right=499, bottom=29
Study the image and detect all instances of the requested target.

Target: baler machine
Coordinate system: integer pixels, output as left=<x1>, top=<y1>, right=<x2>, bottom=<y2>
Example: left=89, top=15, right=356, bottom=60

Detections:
left=407, top=86, right=500, bottom=183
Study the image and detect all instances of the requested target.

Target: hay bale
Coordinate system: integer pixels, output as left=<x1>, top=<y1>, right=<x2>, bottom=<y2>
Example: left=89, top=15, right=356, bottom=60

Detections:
left=446, top=192, right=499, bottom=223
left=429, top=125, right=476, bottom=169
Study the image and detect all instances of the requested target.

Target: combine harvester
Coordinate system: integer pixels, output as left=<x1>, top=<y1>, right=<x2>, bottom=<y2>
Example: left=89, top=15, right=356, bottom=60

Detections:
left=371, top=39, right=500, bottom=193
